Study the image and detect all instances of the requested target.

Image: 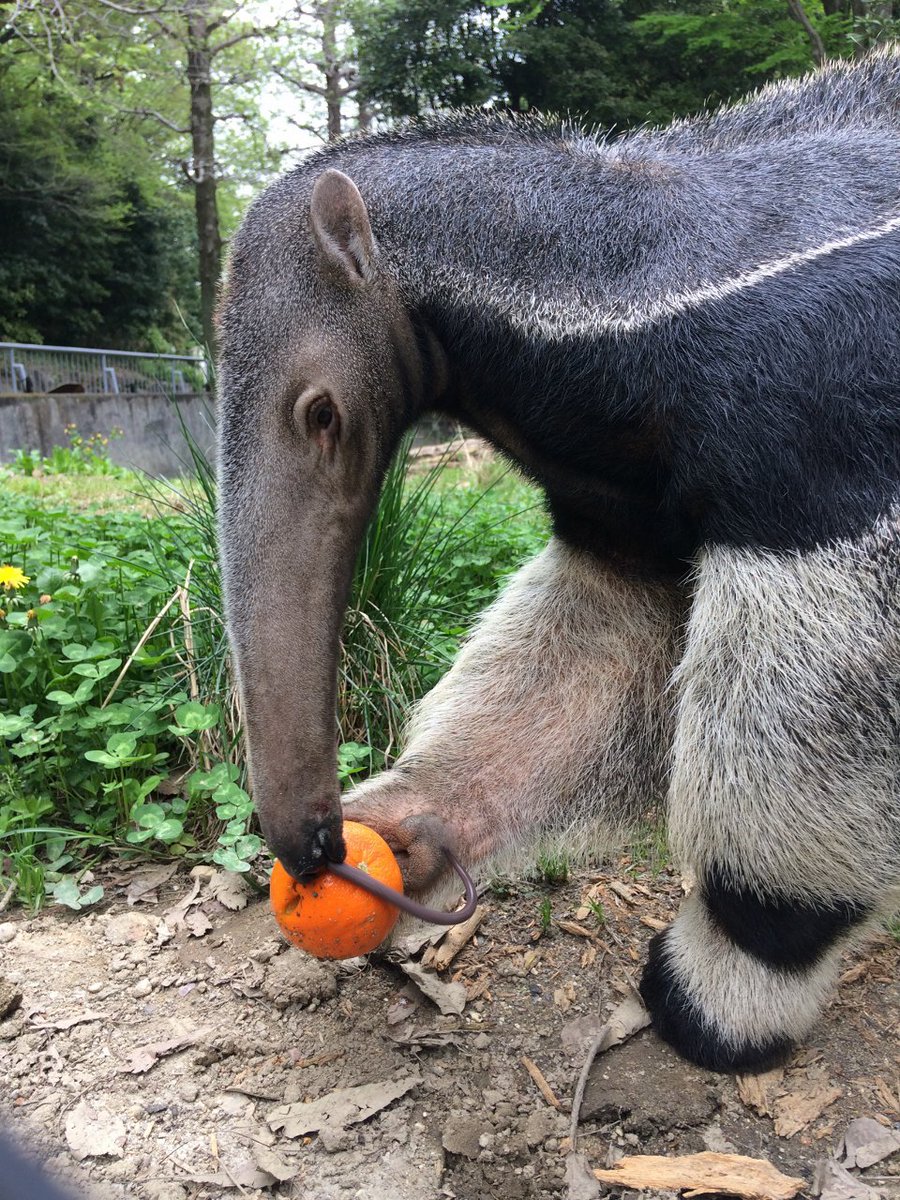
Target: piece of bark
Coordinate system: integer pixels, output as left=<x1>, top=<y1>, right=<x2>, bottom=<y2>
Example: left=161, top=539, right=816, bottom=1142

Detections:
left=593, top=1151, right=805, bottom=1200
left=522, top=1055, right=561, bottom=1108
left=424, top=905, right=485, bottom=971
left=773, top=1067, right=841, bottom=1138
left=737, top=1068, right=785, bottom=1118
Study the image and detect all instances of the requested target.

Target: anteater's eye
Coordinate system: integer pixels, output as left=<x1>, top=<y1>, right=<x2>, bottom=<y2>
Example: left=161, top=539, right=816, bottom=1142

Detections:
left=304, top=395, right=340, bottom=440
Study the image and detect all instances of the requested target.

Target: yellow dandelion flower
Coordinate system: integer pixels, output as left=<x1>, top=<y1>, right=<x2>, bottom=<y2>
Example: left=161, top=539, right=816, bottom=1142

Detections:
left=0, top=565, right=30, bottom=591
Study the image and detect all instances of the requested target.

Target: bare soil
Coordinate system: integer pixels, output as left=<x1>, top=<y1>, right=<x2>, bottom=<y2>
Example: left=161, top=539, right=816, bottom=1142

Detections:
left=1, top=854, right=898, bottom=1200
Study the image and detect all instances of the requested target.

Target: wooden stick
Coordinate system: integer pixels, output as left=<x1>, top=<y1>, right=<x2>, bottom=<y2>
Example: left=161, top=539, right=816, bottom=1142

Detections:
left=521, top=1055, right=561, bottom=1109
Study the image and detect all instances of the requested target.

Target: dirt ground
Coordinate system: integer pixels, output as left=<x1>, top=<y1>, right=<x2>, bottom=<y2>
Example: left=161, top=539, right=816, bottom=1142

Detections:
left=1, top=852, right=898, bottom=1200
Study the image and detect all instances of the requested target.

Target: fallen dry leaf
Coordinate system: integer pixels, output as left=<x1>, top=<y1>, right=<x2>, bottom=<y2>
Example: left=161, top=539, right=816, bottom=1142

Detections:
left=184, top=909, right=213, bottom=938
left=65, top=1100, right=126, bottom=1161
left=773, top=1067, right=842, bottom=1138
left=562, top=991, right=651, bottom=1059
left=398, top=960, right=466, bottom=1015
left=124, top=1025, right=212, bottom=1073
left=593, top=1151, right=805, bottom=1200
left=872, top=1076, right=900, bottom=1115
left=267, top=1074, right=420, bottom=1137
left=29, top=1009, right=105, bottom=1030
left=124, top=863, right=178, bottom=906
left=565, top=1151, right=602, bottom=1199
left=839, top=1117, right=900, bottom=1169
left=737, top=1068, right=786, bottom=1118
left=206, top=870, right=250, bottom=912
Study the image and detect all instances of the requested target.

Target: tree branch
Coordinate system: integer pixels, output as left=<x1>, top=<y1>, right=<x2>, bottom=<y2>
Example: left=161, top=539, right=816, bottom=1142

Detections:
left=786, top=0, right=827, bottom=64
left=123, top=106, right=190, bottom=133
left=211, top=22, right=282, bottom=56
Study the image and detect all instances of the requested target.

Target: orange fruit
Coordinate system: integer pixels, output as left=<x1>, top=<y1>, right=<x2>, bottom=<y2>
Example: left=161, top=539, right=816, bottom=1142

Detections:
left=269, top=820, right=403, bottom=959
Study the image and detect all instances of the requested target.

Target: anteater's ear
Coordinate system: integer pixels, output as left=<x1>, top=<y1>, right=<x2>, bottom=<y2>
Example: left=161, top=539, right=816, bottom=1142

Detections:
left=309, top=169, right=377, bottom=286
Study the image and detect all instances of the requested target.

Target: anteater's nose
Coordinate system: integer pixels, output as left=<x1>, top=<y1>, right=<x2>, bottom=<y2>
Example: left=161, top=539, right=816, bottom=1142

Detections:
left=270, top=816, right=346, bottom=881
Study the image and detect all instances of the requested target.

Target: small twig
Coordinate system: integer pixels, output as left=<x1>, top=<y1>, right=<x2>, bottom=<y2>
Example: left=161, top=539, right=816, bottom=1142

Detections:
left=0, top=879, right=17, bottom=913
left=522, top=1055, right=561, bottom=1109
left=102, top=588, right=180, bottom=708
left=178, top=561, right=199, bottom=703
left=569, top=1022, right=614, bottom=1149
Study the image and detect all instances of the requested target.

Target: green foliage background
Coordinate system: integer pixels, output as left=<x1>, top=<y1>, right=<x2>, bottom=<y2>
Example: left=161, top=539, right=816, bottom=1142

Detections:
left=2, top=0, right=897, bottom=351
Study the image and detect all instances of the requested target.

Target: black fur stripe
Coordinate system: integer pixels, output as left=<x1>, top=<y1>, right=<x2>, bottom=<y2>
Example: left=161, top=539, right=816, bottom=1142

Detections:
left=702, top=866, right=870, bottom=971
left=639, top=930, right=794, bottom=1072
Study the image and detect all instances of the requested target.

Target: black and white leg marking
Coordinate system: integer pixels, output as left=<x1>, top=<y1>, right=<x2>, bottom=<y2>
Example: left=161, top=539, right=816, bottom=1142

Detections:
left=642, top=516, right=900, bottom=1070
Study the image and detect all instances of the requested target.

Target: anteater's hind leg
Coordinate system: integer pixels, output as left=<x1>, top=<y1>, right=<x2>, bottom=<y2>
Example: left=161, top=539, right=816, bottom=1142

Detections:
left=343, top=538, right=683, bottom=894
left=641, top=520, right=900, bottom=1071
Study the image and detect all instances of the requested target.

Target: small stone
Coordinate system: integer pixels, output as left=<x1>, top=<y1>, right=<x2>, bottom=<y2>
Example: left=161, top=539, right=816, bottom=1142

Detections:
left=473, top=1032, right=491, bottom=1050
left=179, top=1082, right=198, bottom=1103
left=319, top=1125, right=354, bottom=1153
left=142, top=1184, right=188, bottom=1200
left=105, top=912, right=154, bottom=946
left=524, top=1107, right=560, bottom=1149
left=0, top=923, right=17, bottom=944
left=132, top=977, right=152, bottom=999
left=87, top=983, right=103, bottom=995
left=442, top=1115, right=483, bottom=1159
left=0, top=976, right=23, bottom=1020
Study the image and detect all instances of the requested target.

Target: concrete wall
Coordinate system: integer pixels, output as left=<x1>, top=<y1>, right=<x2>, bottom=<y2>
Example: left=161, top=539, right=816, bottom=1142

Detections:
left=0, top=392, right=216, bottom=477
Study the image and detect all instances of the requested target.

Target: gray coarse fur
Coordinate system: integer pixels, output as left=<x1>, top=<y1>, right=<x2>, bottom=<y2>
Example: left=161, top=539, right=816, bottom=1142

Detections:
left=224, top=45, right=900, bottom=345
left=217, top=48, right=900, bottom=1067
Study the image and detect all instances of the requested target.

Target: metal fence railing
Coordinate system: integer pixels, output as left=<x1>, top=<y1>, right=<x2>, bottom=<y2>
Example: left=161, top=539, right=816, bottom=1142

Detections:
left=0, top=342, right=209, bottom=396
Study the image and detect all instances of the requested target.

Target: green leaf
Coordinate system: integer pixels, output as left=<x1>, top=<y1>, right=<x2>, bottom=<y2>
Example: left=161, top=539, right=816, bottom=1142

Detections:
left=153, top=818, right=184, bottom=843
left=51, top=878, right=82, bottom=909
left=212, top=847, right=251, bottom=873
left=172, top=701, right=220, bottom=732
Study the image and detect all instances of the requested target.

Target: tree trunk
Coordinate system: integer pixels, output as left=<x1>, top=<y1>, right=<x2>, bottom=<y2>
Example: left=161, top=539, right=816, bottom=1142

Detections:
left=321, top=0, right=343, bottom=141
left=186, top=0, right=222, bottom=355
left=786, top=0, right=827, bottom=65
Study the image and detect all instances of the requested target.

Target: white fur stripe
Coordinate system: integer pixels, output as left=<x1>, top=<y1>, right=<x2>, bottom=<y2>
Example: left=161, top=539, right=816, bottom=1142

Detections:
left=428, top=210, right=900, bottom=342
left=664, top=892, right=843, bottom=1050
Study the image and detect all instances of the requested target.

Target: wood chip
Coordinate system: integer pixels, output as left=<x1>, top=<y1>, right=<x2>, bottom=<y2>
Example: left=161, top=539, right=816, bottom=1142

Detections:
left=593, top=1151, right=806, bottom=1200
left=839, top=960, right=871, bottom=985
left=639, top=915, right=668, bottom=932
left=521, top=1055, right=560, bottom=1109
left=773, top=1067, right=842, bottom=1138
left=557, top=920, right=600, bottom=940
left=608, top=881, right=636, bottom=906
left=424, top=905, right=486, bottom=972
left=737, top=1068, right=785, bottom=1118
left=873, top=1076, right=900, bottom=1115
